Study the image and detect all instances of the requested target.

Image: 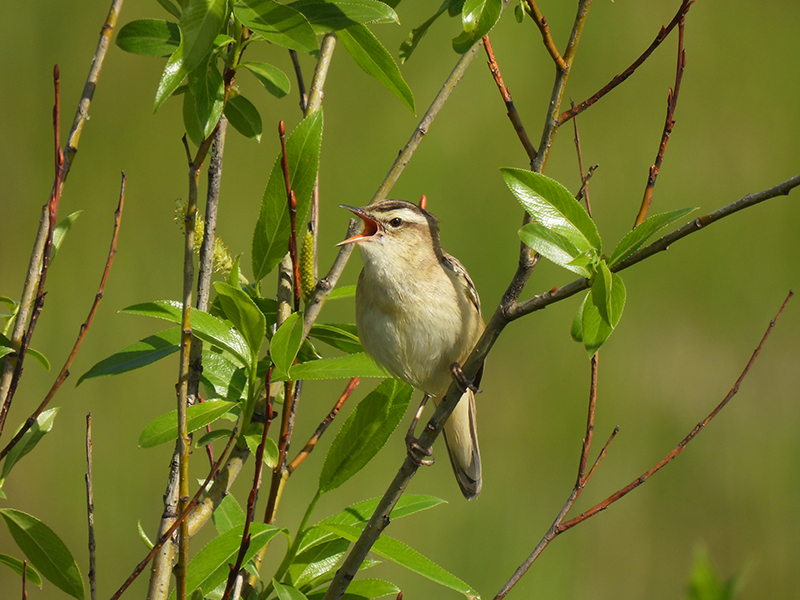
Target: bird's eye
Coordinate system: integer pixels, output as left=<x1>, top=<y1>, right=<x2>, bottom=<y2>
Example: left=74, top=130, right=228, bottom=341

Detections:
left=389, top=217, right=402, bottom=228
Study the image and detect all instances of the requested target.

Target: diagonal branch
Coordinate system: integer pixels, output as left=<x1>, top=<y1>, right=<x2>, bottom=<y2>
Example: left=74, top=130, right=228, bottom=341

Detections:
left=524, top=0, right=567, bottom=70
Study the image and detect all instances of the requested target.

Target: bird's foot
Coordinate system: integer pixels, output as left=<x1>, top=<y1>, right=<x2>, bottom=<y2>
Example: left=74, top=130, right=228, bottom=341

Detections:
left=405, top=394, right=435, bottom=467
left=450, top=362, right=480, bottom=394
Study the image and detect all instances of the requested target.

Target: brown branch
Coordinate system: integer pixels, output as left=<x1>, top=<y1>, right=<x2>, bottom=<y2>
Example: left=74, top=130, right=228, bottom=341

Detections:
left=110, top=428, right=239, bottom=600
left=0, top=173, right=125, bottom=462
left=525, top=0, right=567, bottom=70
left=571, top=100, right=594, bottom=217
left=634, top=17, right=687, bottom=226
left=483, top=35, right=537, bottom=166
left=85, top=413, right=97, bottom=600
left=559, top=0, right=693, bottom=125
left=22, top=561, right=27, bottom=599
left=289, top=50, right=308, bottom=113
left=288, top=377, right=360, bottom=474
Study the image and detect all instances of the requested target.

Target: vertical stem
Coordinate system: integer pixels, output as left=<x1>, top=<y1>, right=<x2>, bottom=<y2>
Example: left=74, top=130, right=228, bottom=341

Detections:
left=86, top=413, right=97, bottom=600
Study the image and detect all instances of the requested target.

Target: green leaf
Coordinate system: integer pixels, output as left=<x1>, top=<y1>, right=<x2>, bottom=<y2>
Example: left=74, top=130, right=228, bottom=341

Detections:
left=273, top=352, right=386, bottom=381
left=288, top=537, right=350, bottom=590
left=155, top=45, right=189, bottom=112
left=288, top=0, right=399, bottom=33
left=320, top=523, right=479, bottom=599
left=271, top=312, right=305, bottom=377
left=300, top=494, right=445, bottom=554
left=686, top=546, right=742, bottom=600
left=116, top=19, right=181, bottom=56
left=591, top=260, right=614, bottom=326
left=452, top=0, right=502, bottom=53
left=121, top=300, right=251, bottom=367
left=338, top=24, right=415, bottom=114
left=225, top=93, right=263, bottom=141
left=239, top=61, right=291, bottom=98
left=137, top=520, right=155, bottom=550
left=180, top=0, right=228, bottom=72
left=168, top=523, right=284, bottom=600
left=319, top=379, right=412, bottom=493
left=608, top=207, right=697, bottom=268
left=214, top=282, right=267, bottom=359
left=309, top=323, right=362, bottom=354
left=139, top=399, right=240, bottom=448
left=202, top=349, right=248, bottom=401
left=0, top=509, right=84, bottom=600
left=327, top=285, right=356, bottom=300
left=0, top=553, right=43, bottom=586
left=196, top=428, right=234, bottom=447
left=243, top=431, right=280, bottom=468
left=0, top=408, right=59, bottom=487
left=306, top=579, right=399, bottom=600
left=252, top=110, right=323, bottom=281
left=184, top=58, right=225, bottom=145
left=158, top=0, right=183, bottom=18
left=79, top=329, right=180, bottom=384
left=52, top=210, right=82, bottom=260
left=502, top=168, right=602, bottom=254
left=26, top=347, right=50, bottom=371
left=212, top=493, right=246, bottom=535
left=274, top=580, right=310, bottom=600
left=399, top=0, right=448, bottom=63
left=234, top=0, right=319, bottom=52
left=581, top=273, right=626, bottom=356
left=518, top=222, right=589, bottom=276
left=570, top=294, right=586, bottom=343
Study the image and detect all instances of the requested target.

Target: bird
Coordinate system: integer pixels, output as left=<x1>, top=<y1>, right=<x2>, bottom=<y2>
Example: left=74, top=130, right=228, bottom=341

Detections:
left=337, top=198, right=485, bottom=499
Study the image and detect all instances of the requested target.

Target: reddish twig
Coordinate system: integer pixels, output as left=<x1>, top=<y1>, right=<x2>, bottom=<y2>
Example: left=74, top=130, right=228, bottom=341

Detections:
left=109, top=426, right=239, bottom=600
left=558, top=0, right=694, bottom=125
left=86, top=413, right=97, bottom=600
left=0, top=173, right=124, bottom=462
left=570, top=100, right=594, bottom=217
left=525, top=0, right=567, bottom=71
left=633, top=17, right=687, bottom=226
left=483, top=36, right=537, bottom=165
left=279, top=122, right=302, bottom=311
left=288, top=377, right=360, bottom=474
left=494, top=291, right=792, bottom=599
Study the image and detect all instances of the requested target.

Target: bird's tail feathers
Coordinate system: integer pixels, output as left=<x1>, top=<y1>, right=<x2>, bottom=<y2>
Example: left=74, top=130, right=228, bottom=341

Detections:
left=441, top=388, right=482, bottom=500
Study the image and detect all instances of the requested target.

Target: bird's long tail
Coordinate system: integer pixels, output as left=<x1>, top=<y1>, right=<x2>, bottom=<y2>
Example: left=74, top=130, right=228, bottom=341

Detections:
left=440, top=388, right=482, bottom=500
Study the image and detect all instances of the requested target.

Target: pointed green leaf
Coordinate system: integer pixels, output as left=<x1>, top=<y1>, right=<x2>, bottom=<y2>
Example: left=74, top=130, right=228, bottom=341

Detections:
left=452, top=0, right=501, bottom=53
left=243, top=430, right=280, bottom=468
left=201, top=350, right=248, bottom=401
left=0, top=408, right=59, bottom=486
left=239, top=61, right=291, bottom=98
left=320, top=523, right=480, bottom=599
left=319, top=379, right=412, bottom=493
left=52, top=210, right=82, bottom=260
left=288, top=538, right=350, bottom=589
left=274, top=580, right=310, bottom=600
left=309, top=323, right=362, bottom=354
left=121, top=300, right=251, bottom=367
left=327, top=285, right=356, bottom=300
left=273, top=352, right=386, bottom=381
left=592, top=260, right=614, bottom=326
left=288, top=0, right=399, bottom=32
left=570, top=294, right=586, bottom=343
left=518, top=222, right=589, bottom=276
left=214, top=282, right=267, bottom=359
left=338, top=24, right=415, bottom=114
left=185, top=58, right=225, bottom=145
left=0, top=509, right=84, bottom=600
left=608, top=207, right=697, bottom=268
left=25, top=347, right=50, bottom=371
left=168, top=523, right=285, bottom=600
left=180, top=0, right=228, bottom=72
left=196, top=428, right=234, bottom=447
left=78, top=329, right=180, bottom=384
left=213, top=493, right=246, bottom=534
left=581, top=273, right=626, bottom=356
left=502, top=168, right=602, bottom=253
left=137, top=520, right=155, bottom=550
left=307, top=579, right=399, bottom=600
left=271, top=312, right=305, bottom=377
left=139, top=400, right=240, bottom=447
left=234, top=0, right=319, bottom=52
left=399, top=0, right=448, bottom=63
left=252, top=110, right=323, bottom=280
left=116, top=19, right=181, bottom=56
left=225, top=93, right=263, bottom=141
left=155, top=45, right=189, bottom=111
left=158, top=0, right=183, bottom=18
left=0, top=553, right=43, bottom=586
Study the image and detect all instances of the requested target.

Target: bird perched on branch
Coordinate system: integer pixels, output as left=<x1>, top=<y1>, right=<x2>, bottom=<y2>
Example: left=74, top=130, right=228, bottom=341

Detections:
left=337, top=198, right=484, bottom=499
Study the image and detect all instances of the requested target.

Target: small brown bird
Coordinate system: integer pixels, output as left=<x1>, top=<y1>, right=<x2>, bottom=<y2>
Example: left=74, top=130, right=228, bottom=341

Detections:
left=338, top=199, right=484, bottom=499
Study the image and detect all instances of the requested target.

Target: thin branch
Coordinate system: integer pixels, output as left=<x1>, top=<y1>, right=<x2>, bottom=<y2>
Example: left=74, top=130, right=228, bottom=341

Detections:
left=634, top=17, right=687, bottom=226
left=483, top=35, right=537, bottom=166
left=558, top=0, right=693, bottom=125
left=22, top=561, right=27, bottom=600
left=0, top=173, right=125, bottom=462
left=86, top=413, right=97, bottom=600
left=289, top=49, right=308, bottom=113
left=306, top=33, right=337, bottom=116
left=571, top=100, right=594, bottom=217
left=524, top=0, right=567, bottom=70
left=109, top=427, right=239, bottom=600
left=288, top=377, right=360, bottom=473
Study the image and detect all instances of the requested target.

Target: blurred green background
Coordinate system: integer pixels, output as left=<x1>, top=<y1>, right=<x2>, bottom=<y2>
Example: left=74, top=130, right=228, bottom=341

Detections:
left=1, top=0, right=798, bottom=598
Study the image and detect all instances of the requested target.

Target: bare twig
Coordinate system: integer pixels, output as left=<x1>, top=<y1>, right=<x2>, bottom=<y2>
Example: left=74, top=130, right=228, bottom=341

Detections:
left=559, top=0, right=693, bottom=125
left=571, top=100, right=594, bottom=217
left=524, top=0, right=567, bottom=70
left=86, top=413, right=97, bottom=600
left=634, top=17, right=687, bottom=226
left=483, top=35, right=537, bottom=166
left=22, top=561, right=27, bottom=600
left=289, top=50, right=308, bottom=113
left=306, top=33, right=337, bottom=116
left=0, top=174, right=125, bottom=462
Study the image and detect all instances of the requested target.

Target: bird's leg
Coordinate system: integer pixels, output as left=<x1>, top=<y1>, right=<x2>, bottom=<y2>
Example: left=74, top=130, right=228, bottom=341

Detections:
left=405, top=394, right=435, bottom=467
left=450, top=362, right=480, bottom=394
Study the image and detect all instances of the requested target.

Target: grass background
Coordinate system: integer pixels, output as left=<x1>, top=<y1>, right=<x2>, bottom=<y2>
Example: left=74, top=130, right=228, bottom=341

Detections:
left=0, top=0, right=798, bottom=598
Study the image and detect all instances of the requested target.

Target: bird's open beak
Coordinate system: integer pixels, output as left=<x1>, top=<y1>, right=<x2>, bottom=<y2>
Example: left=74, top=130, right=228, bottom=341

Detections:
left=336, top=205, right=380, bottom=246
